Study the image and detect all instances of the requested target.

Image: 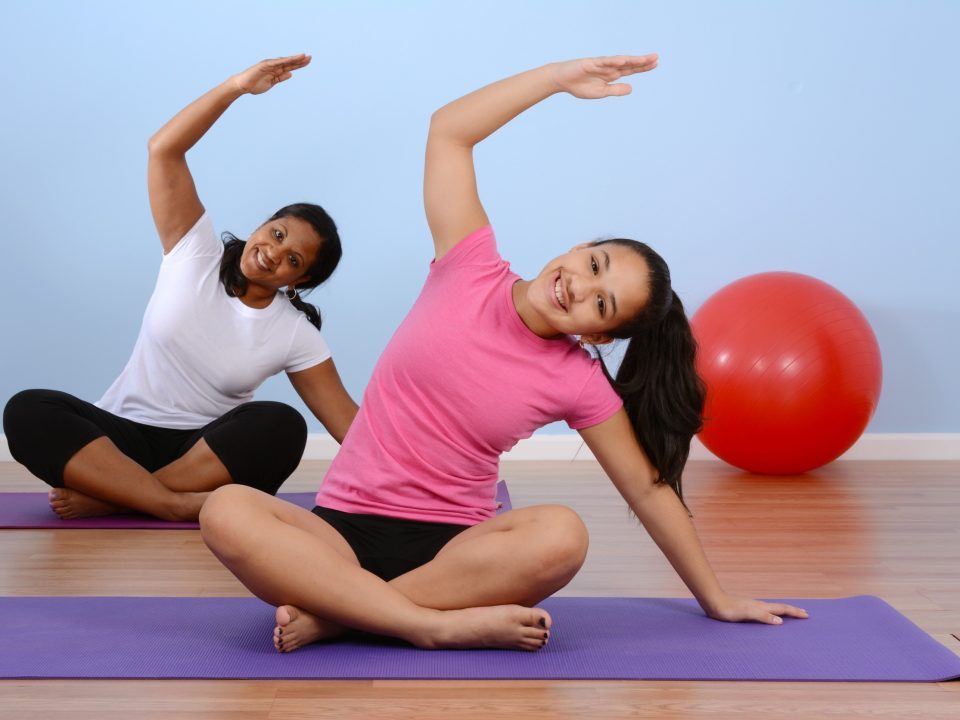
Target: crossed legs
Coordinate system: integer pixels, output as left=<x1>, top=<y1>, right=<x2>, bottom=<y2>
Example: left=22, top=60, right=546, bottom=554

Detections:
left=200, top=485, right=589, bottom=651
left=53, top=435, right=226, bottom=521
left=3, top=390, right=305, bottom=521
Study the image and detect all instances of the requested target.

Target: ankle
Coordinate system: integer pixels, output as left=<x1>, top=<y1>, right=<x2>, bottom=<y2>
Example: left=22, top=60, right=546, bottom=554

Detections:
left=164, top=492, right=200, bottom=522
left=406, top=608, right=449, bottom=650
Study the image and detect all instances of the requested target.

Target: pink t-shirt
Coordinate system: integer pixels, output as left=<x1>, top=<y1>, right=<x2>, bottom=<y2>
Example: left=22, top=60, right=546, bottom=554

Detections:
left=316, top=226, right=623, bottom=525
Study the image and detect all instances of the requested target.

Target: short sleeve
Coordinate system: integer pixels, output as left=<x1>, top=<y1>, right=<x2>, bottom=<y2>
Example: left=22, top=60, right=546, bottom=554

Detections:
left=430, top=225, right=499, bottom=274
left=285, top=317, right=333, bottom=373
left=565, top=361, right=623, bottom=429
left=162, top=213, right=222, bottom=262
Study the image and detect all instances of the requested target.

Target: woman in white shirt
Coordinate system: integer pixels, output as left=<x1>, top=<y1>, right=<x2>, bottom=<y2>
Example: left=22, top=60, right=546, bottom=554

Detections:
left=3, top=55, right=357, bottom=522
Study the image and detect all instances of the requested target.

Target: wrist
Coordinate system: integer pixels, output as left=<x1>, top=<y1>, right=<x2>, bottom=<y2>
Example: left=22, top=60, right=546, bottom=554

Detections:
left=697, top=588, right=729, bottom=618
left=542, top=62, right=566, bottom=94
left=222, top=76, right=249, bottom=100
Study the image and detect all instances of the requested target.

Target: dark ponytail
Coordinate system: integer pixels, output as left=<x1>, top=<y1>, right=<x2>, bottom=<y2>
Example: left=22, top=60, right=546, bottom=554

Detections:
left=286, top=290, right=321, bottom=329
left=592, top=240, right=706, bottom=507
left=218, top=203, right=342, bottom=331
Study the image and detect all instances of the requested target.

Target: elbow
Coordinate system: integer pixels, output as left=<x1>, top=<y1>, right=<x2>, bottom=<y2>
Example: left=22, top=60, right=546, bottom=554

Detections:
left=428, top=107, right=459, bottom=142
left=427, top=111, right=472, bottom=151
left=146, top=132, right=163, bottom=156
left=147, top=133, right=164, bottom=157
left=147, top=132, right=181, bottom=159
left=427, top=110, right=446, bottom=139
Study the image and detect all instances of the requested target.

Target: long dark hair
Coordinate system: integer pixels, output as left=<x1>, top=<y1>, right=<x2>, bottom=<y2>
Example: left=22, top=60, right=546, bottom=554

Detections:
left=591, top=239, right=706, bottom=507
left=218, top=203, right=342, bottom=330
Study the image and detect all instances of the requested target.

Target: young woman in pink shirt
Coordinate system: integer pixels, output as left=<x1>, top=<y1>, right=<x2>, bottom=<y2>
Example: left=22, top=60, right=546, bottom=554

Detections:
left=200, top=54, right=808, bottom=652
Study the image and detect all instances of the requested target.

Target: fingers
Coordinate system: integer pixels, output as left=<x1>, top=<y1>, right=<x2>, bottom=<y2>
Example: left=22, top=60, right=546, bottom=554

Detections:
left=761, top=602, right=809, bottom=624
left=594, top=54, right=659, bottom=75
left=264, top=53, right=312, bottom=69
left=604, top=83, right=632, bottom=97
left=769, top=603, right=809, bottom=619
left=259, top=54, right=312, bottom=80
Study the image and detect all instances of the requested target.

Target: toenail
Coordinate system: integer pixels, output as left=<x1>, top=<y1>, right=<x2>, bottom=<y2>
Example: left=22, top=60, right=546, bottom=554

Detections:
left=538, top=617, right=546, bottom=628
left=543, top=632, right=548, bottom=639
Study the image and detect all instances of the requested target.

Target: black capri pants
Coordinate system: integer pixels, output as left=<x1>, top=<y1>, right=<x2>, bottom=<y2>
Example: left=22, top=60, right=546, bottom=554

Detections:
left=2, top=389, right=307, bottom=495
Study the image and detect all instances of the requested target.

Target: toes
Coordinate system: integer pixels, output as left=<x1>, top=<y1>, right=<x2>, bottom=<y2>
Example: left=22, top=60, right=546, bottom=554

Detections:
left=521, top=636, right=545, bottom=652
left=275, top=605, right=297, bottom=629
left=522, top=627, right=549, bottom=645
left=530, top=608, right=552, bottom=630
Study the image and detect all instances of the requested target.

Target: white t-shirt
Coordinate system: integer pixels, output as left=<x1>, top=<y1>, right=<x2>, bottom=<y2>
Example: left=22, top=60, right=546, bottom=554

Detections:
left=97, top=213, right=331, bottom=429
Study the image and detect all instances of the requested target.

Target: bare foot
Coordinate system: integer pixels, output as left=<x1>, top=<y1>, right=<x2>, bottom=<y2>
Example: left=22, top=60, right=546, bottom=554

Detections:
left=274, top=605, right=346, bottom=653
left=48, top=488, right=125, bottom=519
left=419, top=605, right=552, bottom=651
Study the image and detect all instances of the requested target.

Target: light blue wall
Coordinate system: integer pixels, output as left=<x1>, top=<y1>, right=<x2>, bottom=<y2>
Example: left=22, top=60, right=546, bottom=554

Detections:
left=2, top=1, right=958, bottom=433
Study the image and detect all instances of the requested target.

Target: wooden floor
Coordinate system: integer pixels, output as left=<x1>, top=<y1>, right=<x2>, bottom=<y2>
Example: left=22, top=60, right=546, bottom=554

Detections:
left=0, top=459, right=958, bottom=718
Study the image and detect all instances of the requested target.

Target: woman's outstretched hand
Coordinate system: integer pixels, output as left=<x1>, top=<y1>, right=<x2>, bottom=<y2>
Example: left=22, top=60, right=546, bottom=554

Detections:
left=232, top=54, right=311, bottom=95
left=552, top=54, right=659, bottom=99
left=706, top=594, right=810, bottom=625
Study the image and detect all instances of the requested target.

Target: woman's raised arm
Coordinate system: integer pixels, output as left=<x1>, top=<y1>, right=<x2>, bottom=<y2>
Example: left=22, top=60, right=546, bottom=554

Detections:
left=424, top=55, right=658, bottom=261
left=147, top=54, right=311, bottom=253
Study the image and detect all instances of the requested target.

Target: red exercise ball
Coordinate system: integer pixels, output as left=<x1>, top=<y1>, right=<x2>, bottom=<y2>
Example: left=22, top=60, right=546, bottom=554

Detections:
left=690, top=272, right=882, bottom=474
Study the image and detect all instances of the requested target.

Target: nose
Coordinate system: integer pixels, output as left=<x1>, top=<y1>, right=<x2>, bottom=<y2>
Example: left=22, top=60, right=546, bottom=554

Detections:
left=567, top=274, right=598, bottom=304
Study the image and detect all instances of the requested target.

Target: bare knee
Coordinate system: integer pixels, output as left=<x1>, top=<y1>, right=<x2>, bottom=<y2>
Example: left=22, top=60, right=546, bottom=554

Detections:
left=199, top=484, right=264, bottom=559
left=528, top=505, right=589, bottom=585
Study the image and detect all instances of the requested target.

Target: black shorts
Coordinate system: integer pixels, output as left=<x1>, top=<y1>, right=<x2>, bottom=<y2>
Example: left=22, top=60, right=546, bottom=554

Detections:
left=312, top=506, right=470, bottom=581
left=3, top=389, right=307, bottom=495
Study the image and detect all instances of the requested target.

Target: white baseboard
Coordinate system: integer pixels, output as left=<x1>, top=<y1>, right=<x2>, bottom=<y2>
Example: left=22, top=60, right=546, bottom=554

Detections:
left=4, top=433, right=958, bottom=463
left=501, top=433, right=960, bottom=462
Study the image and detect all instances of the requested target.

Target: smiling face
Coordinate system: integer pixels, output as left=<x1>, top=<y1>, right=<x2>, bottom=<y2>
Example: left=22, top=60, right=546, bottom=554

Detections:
left=523, top=242, right=651, bottom=342
left=238, top=215, right=322, bottom=291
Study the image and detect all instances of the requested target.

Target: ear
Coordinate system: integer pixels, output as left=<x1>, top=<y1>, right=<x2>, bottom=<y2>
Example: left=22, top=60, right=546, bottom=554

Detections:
left=580, top=333, right=613, bottom=346
left=291, top=274, right=311, bottom=289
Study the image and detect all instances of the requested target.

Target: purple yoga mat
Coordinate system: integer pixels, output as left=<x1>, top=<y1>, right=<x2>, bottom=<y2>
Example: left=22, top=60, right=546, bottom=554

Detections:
left=0, top=482, right=512, bottom=529
left=1, top=595, right=957, bottom=681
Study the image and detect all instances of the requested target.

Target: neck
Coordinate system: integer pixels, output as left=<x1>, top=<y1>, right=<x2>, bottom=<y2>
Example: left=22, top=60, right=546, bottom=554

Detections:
left=512, top=280, right=562, bottom=339
left=234, top=283, right=277, bottom=309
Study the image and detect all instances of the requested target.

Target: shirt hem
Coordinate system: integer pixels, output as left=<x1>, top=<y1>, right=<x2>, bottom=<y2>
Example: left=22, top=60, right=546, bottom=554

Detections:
left=313, top=497, right=492, bottom=527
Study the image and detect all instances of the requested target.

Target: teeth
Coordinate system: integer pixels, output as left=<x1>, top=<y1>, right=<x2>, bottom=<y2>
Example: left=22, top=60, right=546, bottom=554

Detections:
left=256, top=249, right=270, bottom=271
left=555, top=278, right=565, bottom=310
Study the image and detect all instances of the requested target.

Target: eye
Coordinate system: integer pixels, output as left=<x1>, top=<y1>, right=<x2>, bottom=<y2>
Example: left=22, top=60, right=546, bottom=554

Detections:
left=597, top=296, right=605, bottom=317
left=288, top=254, right=300, bottom=268
left=591, top=256, right=598, bottom=274
left=273, top=229, right=283, bottom=240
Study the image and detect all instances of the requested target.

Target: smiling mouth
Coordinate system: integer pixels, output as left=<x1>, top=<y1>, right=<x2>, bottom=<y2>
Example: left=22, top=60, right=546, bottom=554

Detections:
left=255, top=248, right=272, bottom=272
left=554, top=274, right=567, bottom=311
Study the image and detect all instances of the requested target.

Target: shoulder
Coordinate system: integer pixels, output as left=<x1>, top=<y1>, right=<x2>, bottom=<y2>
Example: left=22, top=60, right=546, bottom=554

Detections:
left=565, top=351, right=623, bottom=429
left=162, top=213, right=222, bottom=262
left=284, top=307, right=332, bottom=371
left=430, top=225, right=499, bottom=273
